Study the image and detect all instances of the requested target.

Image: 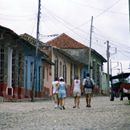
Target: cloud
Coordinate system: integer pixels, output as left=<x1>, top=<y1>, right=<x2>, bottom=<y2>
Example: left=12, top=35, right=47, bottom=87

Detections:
left=0, top=0, right=129, bottom=62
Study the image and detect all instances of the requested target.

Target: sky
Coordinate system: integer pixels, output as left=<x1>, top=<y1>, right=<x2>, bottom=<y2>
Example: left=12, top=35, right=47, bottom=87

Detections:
left=0, top=0, right=130, bottom=75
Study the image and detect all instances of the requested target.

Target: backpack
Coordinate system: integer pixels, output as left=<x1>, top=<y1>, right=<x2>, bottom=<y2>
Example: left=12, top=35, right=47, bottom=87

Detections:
left=84, top=78, right=94, bottom=89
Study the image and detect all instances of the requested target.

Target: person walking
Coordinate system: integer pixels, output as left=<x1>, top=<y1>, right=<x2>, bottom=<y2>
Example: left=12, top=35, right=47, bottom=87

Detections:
left=52, top=77, right=59, bottom=109
left=82, top=73, right=95, bottom=107
left=58, top=77, right=67, bottom=110
left=72, top=75, right=81, bottom=109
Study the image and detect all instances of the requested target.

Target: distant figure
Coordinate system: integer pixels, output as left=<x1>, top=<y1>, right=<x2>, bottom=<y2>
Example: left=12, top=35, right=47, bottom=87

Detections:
left=52, top=77, right=59, bottom=109
left=58, top=77, right=67, bottom=110
left=82, top=73, right=95, bottom=107
left=72, top=75, right=81, bottom=109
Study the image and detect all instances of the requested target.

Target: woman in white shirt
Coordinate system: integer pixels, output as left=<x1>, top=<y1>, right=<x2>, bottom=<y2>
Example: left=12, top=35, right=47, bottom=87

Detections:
left=72, top=76, right=81, bottom=109
left=52, top=77, right=59, bottom=108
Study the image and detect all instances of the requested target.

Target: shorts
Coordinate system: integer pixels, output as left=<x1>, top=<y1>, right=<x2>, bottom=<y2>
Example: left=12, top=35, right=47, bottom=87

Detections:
left=73, top=90, right=81, bottom=97
left=85, top=88, right=92, bottom=94
left=58, top=90, right=66, bottom=99
left=53, top=93, right=58, bottom=102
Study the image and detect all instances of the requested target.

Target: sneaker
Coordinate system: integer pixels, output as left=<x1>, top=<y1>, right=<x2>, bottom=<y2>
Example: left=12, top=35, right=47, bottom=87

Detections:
left=59, top=106, right=63, bottom=110
left=77, top=106, right=80, bottom=109
left=73, top=106, right=76, bottom=108
left=62, top=106, right=65, bottom=110
left=54, top=104, right=58, bottom=109
left=87, top=105, right=91, bottom=107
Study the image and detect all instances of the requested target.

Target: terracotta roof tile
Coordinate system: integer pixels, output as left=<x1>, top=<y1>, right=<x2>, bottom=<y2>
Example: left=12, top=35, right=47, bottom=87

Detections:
left=47, top=33, right=88, bottom=49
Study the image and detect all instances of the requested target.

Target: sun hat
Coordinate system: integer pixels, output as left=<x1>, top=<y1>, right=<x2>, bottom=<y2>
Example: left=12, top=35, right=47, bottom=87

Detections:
left=59, top=76, right=63, bottom=80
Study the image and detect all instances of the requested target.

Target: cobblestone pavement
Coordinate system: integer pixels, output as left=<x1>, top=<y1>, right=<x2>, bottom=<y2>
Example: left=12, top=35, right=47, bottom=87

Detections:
left=0, top=96, right=130, bottom=130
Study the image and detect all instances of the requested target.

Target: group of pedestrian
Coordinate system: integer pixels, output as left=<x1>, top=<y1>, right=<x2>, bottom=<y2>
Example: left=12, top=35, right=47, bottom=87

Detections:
left=52, top=73, right=95, bottom=110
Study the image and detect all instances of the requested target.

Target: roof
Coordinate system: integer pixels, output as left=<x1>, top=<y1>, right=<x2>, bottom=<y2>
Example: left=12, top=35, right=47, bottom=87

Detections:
left=47, top=33, right=87, bottom=49
left=92, top=49, right=107, bottom=62
left=47, top=33, right=106, bottom=62
left=20, top=33, right=49, bottom=57
left=0, top=25, right=19, bottom=38
left=110, top=73, right=130, bottom=80
left=20, top=33, right=46, bottom=47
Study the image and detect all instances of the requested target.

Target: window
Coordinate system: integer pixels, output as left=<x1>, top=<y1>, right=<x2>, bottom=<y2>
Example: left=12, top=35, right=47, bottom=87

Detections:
left=54, top=58, right=58, bottom=78
left=60, top=61, right=62, bottom=76
left=38, top=66, right=41, bottom=91
left=12, top=50, right=16, bottom=87
left=0, top=48, right=4, bottom=83
left=96, top=64, right=100, bottom=86
left=25, top=60, right=28, bottom=90
left=30, top=62, right=33, bottom=82
left=63, top=64, right=67, bottom=82
left=18, top=53, right=22, bottom=86
left=92, top=60, right=96, bottom=80
left=74, top=64, right=78, bottom=77
left=47, top=66, right=49, bottom=81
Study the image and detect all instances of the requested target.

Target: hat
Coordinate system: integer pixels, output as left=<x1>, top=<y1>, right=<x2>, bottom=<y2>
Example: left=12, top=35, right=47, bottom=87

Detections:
left=59, top=76, right=63, bottom=80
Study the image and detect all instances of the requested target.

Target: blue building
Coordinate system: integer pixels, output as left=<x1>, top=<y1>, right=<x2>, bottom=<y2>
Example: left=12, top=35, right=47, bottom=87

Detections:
left=0, top=25, right=49, bottom=100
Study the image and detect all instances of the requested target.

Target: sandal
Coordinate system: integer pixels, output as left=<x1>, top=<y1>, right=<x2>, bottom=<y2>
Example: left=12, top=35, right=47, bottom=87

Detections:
left=73, top=106, right=76, bottom=108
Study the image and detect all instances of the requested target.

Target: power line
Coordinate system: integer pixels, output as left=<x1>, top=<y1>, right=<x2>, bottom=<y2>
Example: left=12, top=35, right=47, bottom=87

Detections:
left=70, top=0, right=122, bottom=29
left=93, top=32, right=130, bottom=50
left=70, top=0, right=128, bottom=15
left=93, top=27, right=130, bottom=48
left=41, top=7, right=90, bottom=44
left=42, top=7, right=90, bottom=35
left=0, top=14, right=36, bottom=21
left=43, top=6, right=130, bottom=59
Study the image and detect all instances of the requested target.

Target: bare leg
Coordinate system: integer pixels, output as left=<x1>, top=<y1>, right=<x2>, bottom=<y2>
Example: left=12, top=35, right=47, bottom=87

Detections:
left=86, top=94, right=89, bottom=107
left=88, top=94, right=91, bottom=107
left=62, top=98, right=65, bottom=110
left=77, top=96, right=80, bottom=108
left=59, top=98, right=62, bottom=109
left=73, top=97, right=76, bottom=107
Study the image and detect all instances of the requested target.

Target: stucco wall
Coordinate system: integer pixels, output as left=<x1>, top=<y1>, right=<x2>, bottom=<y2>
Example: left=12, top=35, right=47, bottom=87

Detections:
left=62, top=48, right=89, bottom=65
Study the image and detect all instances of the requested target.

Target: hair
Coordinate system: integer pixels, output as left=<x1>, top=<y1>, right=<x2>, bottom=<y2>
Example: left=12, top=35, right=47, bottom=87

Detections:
left=74, top=75, right=78, bottom=79
left=60, top=78, right=64, bottom=81
left=54, top=77, right=59, bottom=81
left=86, top=73, right=90, bottom=77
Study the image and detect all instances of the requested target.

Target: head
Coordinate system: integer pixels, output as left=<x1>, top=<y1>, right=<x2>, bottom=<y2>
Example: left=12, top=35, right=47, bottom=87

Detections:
left=59, top=76, right=64, bottom=81
left=86, top=73, right=90, bottom=77
left=74, top=75, right=78, bottom=80
left=54, top=77, right=59, bottom=81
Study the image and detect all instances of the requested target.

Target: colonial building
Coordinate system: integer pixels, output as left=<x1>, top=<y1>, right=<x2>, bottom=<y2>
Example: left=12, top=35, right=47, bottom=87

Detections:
left=0, top=25, right=107, bottom=100
left=21, top=33, right=54, bottom=97
left=42, top=45, right=84, bottom=96
left=47, top=33, right=107, bottom=91
left=0, top=25, right=50, bottom=100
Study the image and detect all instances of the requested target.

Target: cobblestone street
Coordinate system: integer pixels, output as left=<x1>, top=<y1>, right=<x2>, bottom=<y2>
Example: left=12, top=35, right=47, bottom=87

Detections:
left=0, top=96, right=130, bottom=130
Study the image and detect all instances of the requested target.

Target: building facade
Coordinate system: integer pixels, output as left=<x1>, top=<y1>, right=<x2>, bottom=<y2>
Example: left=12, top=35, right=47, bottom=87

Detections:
left=47, top=33, right=107, bottom=92
left=0, top=26, right=49, bottom=100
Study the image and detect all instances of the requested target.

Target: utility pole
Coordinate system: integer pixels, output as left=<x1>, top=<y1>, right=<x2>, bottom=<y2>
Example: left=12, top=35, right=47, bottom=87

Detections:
left=109, top=47, right=117, bottom=75
left=128, top=0, right=130, bottom=39
left=88, top=16, right=93, bottom=76
left=106, top=41, right=110, bottom=91
left=31, top=0, right=41, bottom=102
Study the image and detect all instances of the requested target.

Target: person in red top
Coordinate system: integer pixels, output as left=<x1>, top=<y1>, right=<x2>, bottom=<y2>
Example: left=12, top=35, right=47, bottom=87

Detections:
left=72, top=75, right=81, bottom=109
